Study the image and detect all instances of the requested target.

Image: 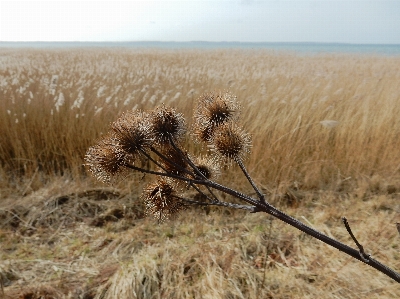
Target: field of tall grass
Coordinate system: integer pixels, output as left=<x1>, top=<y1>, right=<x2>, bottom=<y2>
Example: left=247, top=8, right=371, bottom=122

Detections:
left=1, top=48, right=400, bottom=298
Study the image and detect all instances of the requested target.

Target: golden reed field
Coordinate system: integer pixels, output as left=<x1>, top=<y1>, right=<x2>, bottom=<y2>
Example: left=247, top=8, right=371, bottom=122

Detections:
left=1, top=48, right=400, bottom=298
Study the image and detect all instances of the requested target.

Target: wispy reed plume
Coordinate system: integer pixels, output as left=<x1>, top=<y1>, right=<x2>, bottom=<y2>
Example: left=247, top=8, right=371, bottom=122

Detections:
left=54, top=92, right=65, bottom=112
left=71, top=90, right=84, bottom=109
left=49, top=75, right=58, bottom=95
left=320, top=119, right=339, bottom=128
left=97, top=85, right=106, bottom=98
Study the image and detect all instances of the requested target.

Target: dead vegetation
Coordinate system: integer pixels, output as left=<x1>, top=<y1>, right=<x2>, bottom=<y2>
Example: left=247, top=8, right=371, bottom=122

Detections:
left=1, top=179, right=400, bottom=298
left=1, top=49, right=400, bottom=298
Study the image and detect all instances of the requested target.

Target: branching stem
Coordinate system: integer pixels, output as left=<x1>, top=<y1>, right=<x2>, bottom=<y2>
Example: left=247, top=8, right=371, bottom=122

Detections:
left=150, top=146, right=195, bottom=177
left=168, top=135, right=205, bottom=179
left=123, top=160, right=400, bottom=282
left=189, top=182, right=218, bottom=204
left=236, top=158, right=266, bottom=202
left=176, top=196, right=256, bottom=212
left=168, top=135, right=219, bottom=201
left=342, top=217, right=371, bottom=262
left=139, top=149, right=167, bottom=172
left=87, top=97, right=400, bottom=284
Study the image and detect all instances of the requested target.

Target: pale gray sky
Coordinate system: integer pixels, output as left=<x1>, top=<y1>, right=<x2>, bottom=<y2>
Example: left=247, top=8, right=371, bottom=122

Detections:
left=1, top=0, right=399, bottom=44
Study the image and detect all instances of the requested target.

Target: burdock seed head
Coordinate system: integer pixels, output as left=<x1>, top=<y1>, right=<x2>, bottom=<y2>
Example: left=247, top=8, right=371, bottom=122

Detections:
left=111, top=110, right=154, bottom=159
left=193, top=123, right=215, bottom=143
left=193, top=91, right=239, bottom=142
left=142, top=179, right=185, bottom=222
left=194, top=155, right=220, bottom=180
left=211, top=122, right=251, bottom=162
left=84, top=133, right=127, bottom=183
left=150, top=105, right=186, bottom=145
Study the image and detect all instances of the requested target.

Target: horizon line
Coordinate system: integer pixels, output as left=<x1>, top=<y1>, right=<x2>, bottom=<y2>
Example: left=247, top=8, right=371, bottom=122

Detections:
left=1, top=41, right=400, bottom=46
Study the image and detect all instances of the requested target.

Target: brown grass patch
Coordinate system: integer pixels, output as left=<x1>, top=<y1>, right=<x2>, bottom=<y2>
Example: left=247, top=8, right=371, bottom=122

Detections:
left=1, top=48, right=400, bottom=297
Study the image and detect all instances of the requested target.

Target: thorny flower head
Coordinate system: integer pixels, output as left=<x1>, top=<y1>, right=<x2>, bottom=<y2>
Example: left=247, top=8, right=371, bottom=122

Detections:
left=211, top=122, right=251, bottom=162
left=111, top=110, right=154, bottom=160
left=150, top=105, right=186, bottom=145
left=142, top=179, right=185, bottom=222
left=194, top=155, right=220, bottom=180
left=193, top=91, right=240, bottom=142
left=85, top=133, right=128, bottom=183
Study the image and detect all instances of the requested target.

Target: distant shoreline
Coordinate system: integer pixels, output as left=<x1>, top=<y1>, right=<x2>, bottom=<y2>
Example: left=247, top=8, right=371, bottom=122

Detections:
left=1, top=41, right=400, bottom=55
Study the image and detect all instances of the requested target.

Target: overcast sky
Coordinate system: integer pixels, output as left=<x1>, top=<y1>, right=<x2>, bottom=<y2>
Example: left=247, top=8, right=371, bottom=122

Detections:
left=1, top=0, right=400, bottom=44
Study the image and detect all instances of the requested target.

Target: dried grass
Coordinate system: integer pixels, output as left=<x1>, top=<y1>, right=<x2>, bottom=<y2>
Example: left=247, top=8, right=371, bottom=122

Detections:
left=1, top=48, right=400, bottom=297
left=1, top=49, right=400, bottom=193
left=1, top=185, right=399, bottom=298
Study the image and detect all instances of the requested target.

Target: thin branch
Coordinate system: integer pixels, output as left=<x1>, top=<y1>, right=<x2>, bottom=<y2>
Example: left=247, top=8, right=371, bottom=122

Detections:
left=123, top=162, right=188, bottom=181
left=168, top=135, right=219, bottom=201
left=123, top=159, right=400, bottom=282
left=193, top=179, right=268, bottom=209
left=176, top=196, right=256, bottom=212
left=342, top=217, right=371, bottom=262
left=150, top=146, right=195, bottom=178
left=236, top=158, right=266, bottom=203
left=254, top=200, right=400, bottom=282
left=189, top=182, right=219, bottom=204
left=168, top=135, right=205, bottom=179
left=192, top=176, right=400, bottom=282
left=204, top=186, right=219, bottom=202
left=139, top=148, right=167, bottom=172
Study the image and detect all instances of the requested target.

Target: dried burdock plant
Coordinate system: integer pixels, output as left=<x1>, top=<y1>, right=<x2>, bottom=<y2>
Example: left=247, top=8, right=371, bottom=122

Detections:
left=193, top=155, right=220, bottom=181
left=85, top=92, right=400, bottom=283
left=111, top=110, right=154, bottom=158
left=211, top=122, right=251, bottom=163
left=142, top=178, right=186, bottom=222
left=85, top=133, right=128, bottom=183
left=194, top=91, right=239, bottom=127
left=150, top=105, right=186, bottom=145
left=193, top=91, right=239, bottom=142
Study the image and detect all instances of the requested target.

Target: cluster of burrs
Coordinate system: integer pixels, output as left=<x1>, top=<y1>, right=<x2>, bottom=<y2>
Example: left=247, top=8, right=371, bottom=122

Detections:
left=85, top=92, right=400, bottom=282
left=85, top=91, right=259, bottom=222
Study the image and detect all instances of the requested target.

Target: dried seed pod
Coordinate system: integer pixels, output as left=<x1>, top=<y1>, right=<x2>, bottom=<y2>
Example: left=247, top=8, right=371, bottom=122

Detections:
left=85, top=134, right=128, bottom=183
left=142, top=179, right=185, bottom=222
left=194, top=155, right=220, bottom=180
left=111, top=110, right=154, bottom=159
left=211, top=122, right=251, bottom=162
left=193, top=91, right=239, bottom=142
left=150, top=105, right=186, bottom=145
left=193, top=123, right=215, bottom=143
